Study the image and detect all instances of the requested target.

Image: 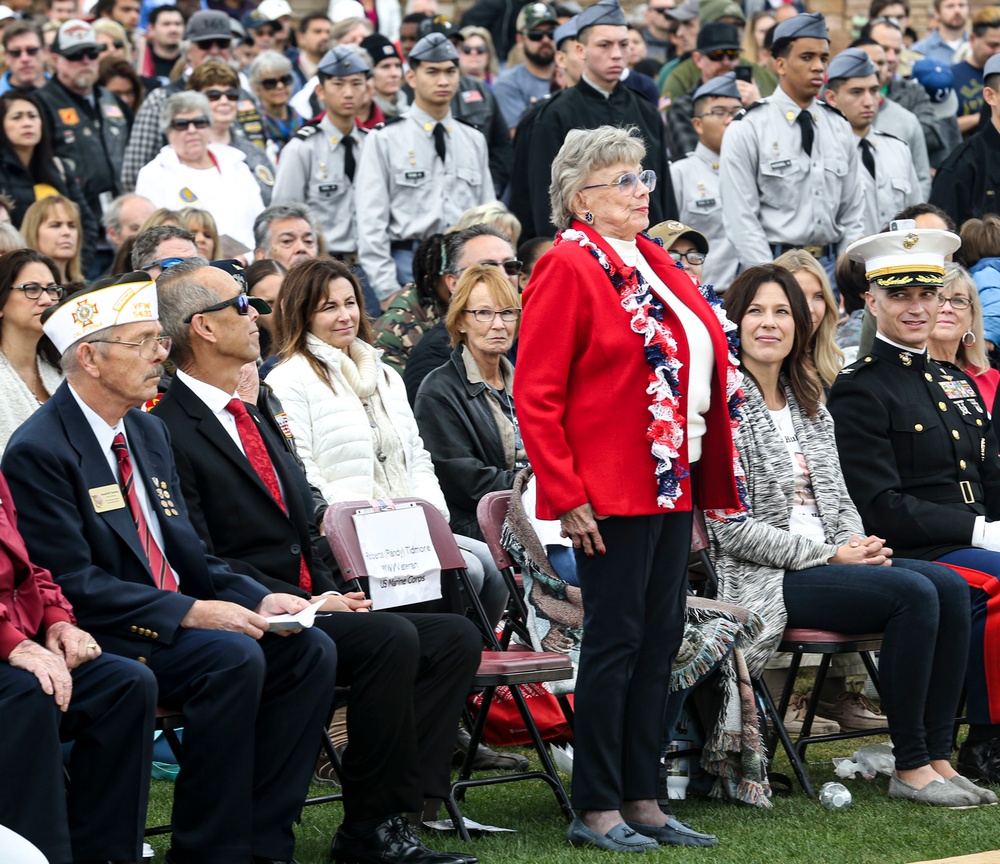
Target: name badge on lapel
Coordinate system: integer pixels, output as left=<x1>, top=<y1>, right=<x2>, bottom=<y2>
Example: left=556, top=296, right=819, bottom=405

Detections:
left=151, top=477, right=179, bottom=517
left=90, top=484, right=125, bottom=513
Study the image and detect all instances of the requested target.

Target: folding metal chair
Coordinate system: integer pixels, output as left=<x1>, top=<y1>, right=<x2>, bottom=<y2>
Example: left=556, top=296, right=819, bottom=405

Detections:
left=144, top=707, right=185, bottom=837
left=476, top=489, right=531, bottom=644
left=323, top=498, right=575, bottom=840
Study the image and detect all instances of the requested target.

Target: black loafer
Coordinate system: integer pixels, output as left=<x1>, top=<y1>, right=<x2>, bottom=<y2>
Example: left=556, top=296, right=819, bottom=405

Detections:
left=957, top=738, right=1000, bottom=784
left=331, top=816, right=477, bottom=864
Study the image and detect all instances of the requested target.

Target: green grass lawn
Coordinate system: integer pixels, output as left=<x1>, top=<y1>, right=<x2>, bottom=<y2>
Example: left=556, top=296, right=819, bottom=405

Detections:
left=142, top=736, right=1000, bottom=864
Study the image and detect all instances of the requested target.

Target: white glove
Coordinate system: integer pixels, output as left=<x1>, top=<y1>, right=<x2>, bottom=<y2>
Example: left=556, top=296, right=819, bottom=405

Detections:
left=973, top=517, right=1000, bottom=553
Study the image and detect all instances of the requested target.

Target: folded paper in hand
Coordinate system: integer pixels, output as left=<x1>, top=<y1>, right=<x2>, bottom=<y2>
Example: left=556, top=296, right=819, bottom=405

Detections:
left=266, top=598, right=326, bottom=631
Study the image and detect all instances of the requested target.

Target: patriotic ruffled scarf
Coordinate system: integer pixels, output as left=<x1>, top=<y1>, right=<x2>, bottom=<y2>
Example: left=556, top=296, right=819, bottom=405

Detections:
left=555, top=229, right=748, bottom=519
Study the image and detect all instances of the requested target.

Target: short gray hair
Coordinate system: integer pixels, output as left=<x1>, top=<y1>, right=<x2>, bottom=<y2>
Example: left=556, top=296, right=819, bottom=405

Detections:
left=132, top=225, right=197, bottom=269
left=160, top=91, right=212, bottom=134
left=549, top=125, right=647, bottom=230
left=253, top=202, right=318, bottom=253
left=156, top=259, right=217, bottom=369
left=248, top=49, right=293, bottom=86
left=0, top=221, right=25, bottom=253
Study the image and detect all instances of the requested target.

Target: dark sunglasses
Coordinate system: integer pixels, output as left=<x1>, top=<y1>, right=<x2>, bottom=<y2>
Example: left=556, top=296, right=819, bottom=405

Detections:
left=260, top=74, right=293, bottom=90
left=705, top=48, right=740, bottom=61
left=255, top=25, right=279, bottom=37
left=524, top=29, right=555, bottom=41
left=112, top=39, right=124, bottom=49
left=458, top=259, right=523, bottom=276
left=7, top=46, right=40, bottom=57
left=184, top=292, right=263, bottom=323
left=65, top=49, right=102, bottom=61
left=194, top=38, right=230, bottom=50
left=138, top=256, right=188, bottom=272
left=460, top=44, right=488, bottom=55
left=204, top=87, right=239, bottom=101
left=168, top=115, right=211, bottom=131
left=649, top=5, right=672, bottom=14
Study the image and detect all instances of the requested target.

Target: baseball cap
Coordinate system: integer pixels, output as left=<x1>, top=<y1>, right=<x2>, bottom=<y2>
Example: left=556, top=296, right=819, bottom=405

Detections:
left=51, top=19, right=104, bottom=57
left=186, top=10, right=232, bottom=43
left=516, top=2, right=558, bottom=31
left=696, top=22, right=740, bottom=52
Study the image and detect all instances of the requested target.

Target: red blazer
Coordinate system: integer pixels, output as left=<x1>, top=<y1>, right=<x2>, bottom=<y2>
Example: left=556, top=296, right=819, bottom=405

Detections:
left=0, top=470, right=74, bottom=660
left=514, top=222, right=742, bottom=520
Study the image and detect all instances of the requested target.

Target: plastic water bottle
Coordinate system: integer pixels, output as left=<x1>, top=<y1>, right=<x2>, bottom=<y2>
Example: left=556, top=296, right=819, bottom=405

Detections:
left=819, top=781, right=853, bottom=810
left=664, top=740, right=691, bottom=800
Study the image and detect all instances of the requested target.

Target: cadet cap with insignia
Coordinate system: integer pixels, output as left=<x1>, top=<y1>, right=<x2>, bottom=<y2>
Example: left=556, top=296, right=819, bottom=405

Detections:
left=692, top=70, right=740, bottom=102
left=210, top=259, right=272, bottom=314
left=42, top=272, right=159, bottom=354
left=847, top=229, right=961, bottom=289
left=984, top=53, right=1000, bottom=79
left=554, top=15, right=579, bottom=47
left=318, top=45, right=372, bottom=77
left=648, top=220, right=710, bottom=254
left=576, top=0, right=628, bottom=34
left=666, top=0, right=698, bottom=23
left=517, top=2, right=558, bottom=31
left=186, top=10, right=232, bottom=42
left=771, top=12, right=828, bottom=53
left=52, top=19, right=105, bottom=57
left=827, top=47, right=877, bottom=81
left=360, top=33, right=401, bottom=64
left=409, top=32, right=460, bottom=62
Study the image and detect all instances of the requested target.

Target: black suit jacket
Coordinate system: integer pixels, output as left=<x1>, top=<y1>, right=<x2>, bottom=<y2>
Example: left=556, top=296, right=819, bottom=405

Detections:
left=152, top=376, right=342, bottom=596
left=0, top=382, right=268, bottom=661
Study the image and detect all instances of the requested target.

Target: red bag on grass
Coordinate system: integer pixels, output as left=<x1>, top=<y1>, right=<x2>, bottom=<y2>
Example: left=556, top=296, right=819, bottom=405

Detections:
left=467, top=683, right=573, bottom=747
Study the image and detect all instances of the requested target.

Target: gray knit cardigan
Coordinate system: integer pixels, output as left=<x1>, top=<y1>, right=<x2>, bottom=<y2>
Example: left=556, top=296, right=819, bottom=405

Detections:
left=706, top=376, right=865, bottom=677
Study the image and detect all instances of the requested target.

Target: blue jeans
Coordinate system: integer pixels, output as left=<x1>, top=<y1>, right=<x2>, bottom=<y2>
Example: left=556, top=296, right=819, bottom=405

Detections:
left=784, top=558, right=969, bottom=770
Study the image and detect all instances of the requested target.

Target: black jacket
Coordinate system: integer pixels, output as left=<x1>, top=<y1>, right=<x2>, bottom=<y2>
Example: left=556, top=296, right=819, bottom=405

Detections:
left=403, top=319, right=450, bottom=406
left=929, top=122, right=1000, bottom=228
left=413, top=344, right=519, bottom=541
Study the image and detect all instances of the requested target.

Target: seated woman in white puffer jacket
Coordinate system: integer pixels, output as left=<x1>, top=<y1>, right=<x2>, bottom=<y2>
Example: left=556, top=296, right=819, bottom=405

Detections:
left=265, top=256, right=509, bottom=626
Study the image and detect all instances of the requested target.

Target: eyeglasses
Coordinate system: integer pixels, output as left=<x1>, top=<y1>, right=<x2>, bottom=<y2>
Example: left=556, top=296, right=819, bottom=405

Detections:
left=259, top=74, right=293, bottom=90
left=460, top=44, right=488, bottom=54
left=111, top=39, right=124, bottom=49
left=203, top=87, right=239, bottom=101
left=139, top=256, right=188, bottom=272
left=167, top=115, right=211, bottom=131
left=12, top=281, right=63, bottom=299
left=582, top=169, right=657, bottom=196
left=458, top=259, right=523, bottom=276
left=88, top=335, right=171, bottom=360
left=939, top=295, right=972, bottom=309
left=194, top=38, right=230, bottom=50
left=649, top=5, right=672, bottom=14
left=696, top=105, right=744, bottom=119
left=669, top=250, right=706, bottom=265
left=183, top=292, right=252, bottom=323
left=464, top=308, right=521, bottom=323
left=255, top=26, right=279, bottom=38
left=704, top=48, right=740, bottom=62
left=524, top=28, right=555, bottom=41
left=65, top=49, right=102, bottom=61
left=6, top=46, right=41, bottom=57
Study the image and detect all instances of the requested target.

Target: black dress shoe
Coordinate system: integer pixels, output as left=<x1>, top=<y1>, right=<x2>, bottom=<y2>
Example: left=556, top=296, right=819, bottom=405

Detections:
left=331, top=815, right=478, bottom=864
left=251, top=858, right=299, bottom=864
left=958, top=738, right=1000, bottom=784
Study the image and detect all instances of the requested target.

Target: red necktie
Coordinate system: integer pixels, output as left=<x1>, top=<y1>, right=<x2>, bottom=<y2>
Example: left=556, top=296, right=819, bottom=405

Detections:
left=111, top=432, right=179, bottom=592
left=225, top=399, right=313, bottom=592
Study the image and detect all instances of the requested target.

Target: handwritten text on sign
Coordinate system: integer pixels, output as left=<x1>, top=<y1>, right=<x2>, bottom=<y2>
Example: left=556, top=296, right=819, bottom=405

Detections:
left=352, top=505, right=442, bottom=609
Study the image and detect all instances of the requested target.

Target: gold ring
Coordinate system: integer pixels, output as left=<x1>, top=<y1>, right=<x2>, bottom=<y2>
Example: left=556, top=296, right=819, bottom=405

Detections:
left=87, top=642, right=98, bottom=649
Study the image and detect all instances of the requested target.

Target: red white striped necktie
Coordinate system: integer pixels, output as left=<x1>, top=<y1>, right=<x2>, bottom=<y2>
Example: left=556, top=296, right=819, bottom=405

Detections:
left=111, top=432, right=179, bottom=592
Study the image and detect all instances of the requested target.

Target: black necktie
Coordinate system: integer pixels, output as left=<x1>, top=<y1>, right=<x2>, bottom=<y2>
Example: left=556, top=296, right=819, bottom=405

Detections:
left=433, top=122, right=447, bottom=162
left=860, top=138, right=875, bottom=179
left=796, top=110, right=814, bottom=157
left=342, top=135, right=355, bottom=182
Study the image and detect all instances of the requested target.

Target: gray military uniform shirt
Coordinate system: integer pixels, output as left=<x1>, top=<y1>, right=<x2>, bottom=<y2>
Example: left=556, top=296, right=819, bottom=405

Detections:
left=856, top=129, right=922, bottom=236
left=272, top=115, right=365, bottom=253
left=670, top=142, right=738, bottom=293
left=871, top=96, right=932, bottom=199
left=719, top=86, right=866, bottom=268
left=355, top=104, right=494, bottom=300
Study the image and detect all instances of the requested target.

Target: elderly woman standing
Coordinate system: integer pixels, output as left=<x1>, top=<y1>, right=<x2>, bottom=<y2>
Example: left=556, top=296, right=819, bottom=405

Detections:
left=414, top=264, right=527, bottom=540
left=249, top=51, right=305, bottom=159
left=134, top=92, right=264, bottom=251
left=515, top=125, right=746, bottom=852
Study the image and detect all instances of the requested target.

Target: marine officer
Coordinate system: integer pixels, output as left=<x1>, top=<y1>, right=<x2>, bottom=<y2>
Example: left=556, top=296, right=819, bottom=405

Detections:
left=719, top=12, right=865, bottom=278
left=828, top=227, right=1000, bottom=787
left=355, top=32, right=494, bottom=309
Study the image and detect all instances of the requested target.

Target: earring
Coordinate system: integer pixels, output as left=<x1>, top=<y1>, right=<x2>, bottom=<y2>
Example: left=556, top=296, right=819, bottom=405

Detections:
left=963, top=329, right=977, bottom=347
left=584, top=212, right=594, bottom=223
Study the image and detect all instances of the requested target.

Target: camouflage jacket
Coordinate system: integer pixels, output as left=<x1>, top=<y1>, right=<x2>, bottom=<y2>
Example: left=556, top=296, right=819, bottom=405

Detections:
left=373, top=284, right=447, bottom=376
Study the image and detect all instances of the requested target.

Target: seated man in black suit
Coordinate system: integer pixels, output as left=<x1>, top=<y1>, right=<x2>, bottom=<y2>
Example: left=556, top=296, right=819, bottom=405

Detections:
left=0, top=273, right=338, bottom=864
left=151, top=261, right=483, bottom=864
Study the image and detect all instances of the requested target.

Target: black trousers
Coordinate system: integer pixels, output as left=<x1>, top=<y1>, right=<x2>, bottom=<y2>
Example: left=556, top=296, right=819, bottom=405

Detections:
left=0, top=652, right=157, bottom=864
left=571, top=511, right=692, bottom=811
left=315, top=610, right=482, bottom=823
left=150, top=626, right=337, bottom=864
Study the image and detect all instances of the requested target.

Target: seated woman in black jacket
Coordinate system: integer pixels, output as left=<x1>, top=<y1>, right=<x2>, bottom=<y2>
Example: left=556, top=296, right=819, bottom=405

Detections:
left=414, top=264, right=527, bottom=541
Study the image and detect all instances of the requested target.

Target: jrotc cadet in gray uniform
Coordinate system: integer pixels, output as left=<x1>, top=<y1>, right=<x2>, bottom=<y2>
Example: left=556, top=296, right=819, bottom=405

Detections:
left=356, top=32, right=494, bottom=306
left=823, top=48, right=921, bottom=236
left=272, top=46, right=371, bottom=265
left=719, top=13, right=865, bottom=279
left=669, top=72, right=742, bottom=293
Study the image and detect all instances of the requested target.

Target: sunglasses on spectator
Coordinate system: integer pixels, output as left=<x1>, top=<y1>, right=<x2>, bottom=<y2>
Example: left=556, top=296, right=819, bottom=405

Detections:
left=454, top=259, right=523, bottom=276
left=256, top=25, right=279, bottom=37
left=705, top=49, right=740, bottom=61
left=524, top=29, right=555, bottom=41
left=194, top=38, right=230, bottom=50
left=460, top=44, right=488, bottom=55
left=12, top=281, right=64, bottom=300
left=65, top=49, right=102, bottom=61
left=260, top=74, right=293, bottom=90
left=670, top=250, right=706, bottom=265
left=582, top=169, right=657, bottom=196
left=649, top=5, right=672, bottom=14
left=138, top=256, right=188, bottom=272
left=7, top=46, right=41, bottom=57
left=168, top=116, right=211, bottom=131
left=204, top=88, right=239, bottom=101
left=184, top=292, right=253, bottom=323
left=696, top=105, right=744, bottom=119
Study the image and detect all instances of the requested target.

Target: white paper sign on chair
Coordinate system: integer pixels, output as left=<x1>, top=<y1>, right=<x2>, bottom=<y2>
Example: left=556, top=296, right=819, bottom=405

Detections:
left=352, top=503, right=442, bottom=609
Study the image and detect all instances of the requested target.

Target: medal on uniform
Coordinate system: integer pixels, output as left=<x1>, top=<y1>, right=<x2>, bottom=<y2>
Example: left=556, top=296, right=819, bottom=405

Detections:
left=940, top=380, right=978, bottom=399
